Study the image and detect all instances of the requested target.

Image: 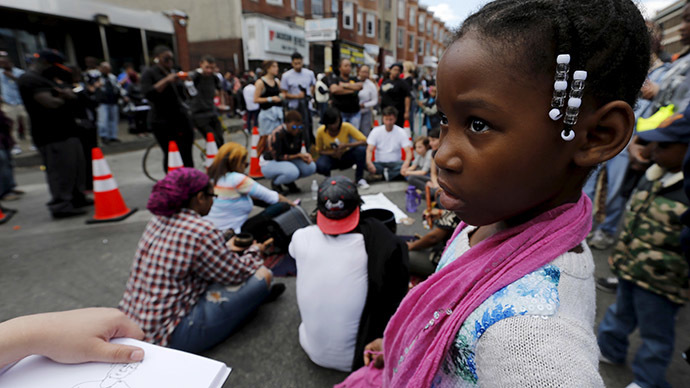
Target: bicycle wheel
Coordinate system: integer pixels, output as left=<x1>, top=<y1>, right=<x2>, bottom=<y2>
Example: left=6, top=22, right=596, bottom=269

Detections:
left=142, top=142, right=166, bottom=182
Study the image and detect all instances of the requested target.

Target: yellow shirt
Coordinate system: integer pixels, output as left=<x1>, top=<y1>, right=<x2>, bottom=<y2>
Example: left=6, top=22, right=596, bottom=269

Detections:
left=315, top=122, right=367, bottom=152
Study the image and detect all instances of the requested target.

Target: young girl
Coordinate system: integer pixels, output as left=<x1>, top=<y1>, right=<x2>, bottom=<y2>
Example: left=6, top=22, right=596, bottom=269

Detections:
left=402, top=136, right=433, bottom=185
left=336, top=0, right=649, bottom=387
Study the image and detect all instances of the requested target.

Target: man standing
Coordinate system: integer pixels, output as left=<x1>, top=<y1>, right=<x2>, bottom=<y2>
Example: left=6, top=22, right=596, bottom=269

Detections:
left=189, top=55, right=223, bottom=148
left=95, top=62, right=125, bottom=144
left=366, top=106, right=412, bottom=181
left=0, top=53, right=29, bottom=154
left=17, top=49, right=89, bottom=218
left=327, top=59, right=363, bottom=129
left=380, top=63, right=410, bottom=128
left=281, top=52, right=316, bottom=144
left=315, top=107, right=369, bottom=189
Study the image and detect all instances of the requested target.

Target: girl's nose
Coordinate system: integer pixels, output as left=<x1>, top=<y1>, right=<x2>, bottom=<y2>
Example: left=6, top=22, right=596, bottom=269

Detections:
left=434, top=140, right=462, bottom=173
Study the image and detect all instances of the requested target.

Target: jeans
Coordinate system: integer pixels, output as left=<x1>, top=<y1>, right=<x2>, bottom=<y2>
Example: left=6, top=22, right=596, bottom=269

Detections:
left=193, top=114, right=224, bottom=148
left=341, top=111, right=361, bottom=130
left=258, top=106, right=284, bottom=136
left=373, top=161, right=403, bottom=181
left=316, top=146, right=367, bottom=181
left=97, top=103, right=119, bottom=140
left=168, top=275, right=270, bottom=353
left=246, top=109, right=260, bottom=132
left=407, top=174, right=431, bottom=191
left=0, top=149, right=16, bottom=197
left=598, top=279, right=680, bottom=388
left=359, top=109, right=373, bottom=136
left=584, top=148, right=630, bottom=235
left=261, top=158, right=317, bottom=185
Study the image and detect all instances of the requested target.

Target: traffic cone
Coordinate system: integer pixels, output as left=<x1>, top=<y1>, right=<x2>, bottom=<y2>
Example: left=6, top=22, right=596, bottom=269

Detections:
left=374, top=119, right=380, bottom=127
left=168, top=141, right=183, bottom=173
left=87, top=148, right=137, bottom=224
left=402, top=120, right=412, bottom=161
left=205, top=132, right=218, bottom=169
left=249, top=126, right=263, bottom=178
left=0, top=206, right=16, bottom=225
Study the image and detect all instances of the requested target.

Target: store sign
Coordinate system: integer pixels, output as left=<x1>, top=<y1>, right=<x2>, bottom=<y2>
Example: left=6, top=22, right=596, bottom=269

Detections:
left=266, top=26, right=307, bottom=55
left=340, top=43, right=365, bottom=65
left=305, top=18, right=337, bottom=42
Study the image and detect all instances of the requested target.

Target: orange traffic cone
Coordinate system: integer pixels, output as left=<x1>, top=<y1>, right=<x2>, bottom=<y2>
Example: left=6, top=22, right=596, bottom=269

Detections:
left=249, top=126, right=263, bottom=178
left=168, top=141, right=183, bottom=173
left=87, top=148, right=137, bottom=224
left=402, top=120, right=412, bottom=161
left=205, top=133, right=218, bottom=169
left=374, top=119, right=380, bottom=127
left=0, top=206, right=16, bottom=225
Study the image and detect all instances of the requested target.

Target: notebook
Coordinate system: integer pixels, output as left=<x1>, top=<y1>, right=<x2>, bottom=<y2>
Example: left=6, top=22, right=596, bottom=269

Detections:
left=0, top=338, right=231, bottom=388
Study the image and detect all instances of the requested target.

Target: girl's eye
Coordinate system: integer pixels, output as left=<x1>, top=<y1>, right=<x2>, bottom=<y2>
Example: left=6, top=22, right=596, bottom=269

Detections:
left=469, top=118, right=490, bottom=134
left=439, top=112, right=448, bottom=126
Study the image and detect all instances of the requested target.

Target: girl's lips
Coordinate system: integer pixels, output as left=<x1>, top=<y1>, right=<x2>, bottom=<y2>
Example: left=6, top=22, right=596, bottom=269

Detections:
left=437, top=179, right=465, bottom=210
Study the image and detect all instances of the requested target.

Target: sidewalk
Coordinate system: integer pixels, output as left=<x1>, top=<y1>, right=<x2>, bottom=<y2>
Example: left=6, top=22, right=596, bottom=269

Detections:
left=11, top=116, right=245, bottom=168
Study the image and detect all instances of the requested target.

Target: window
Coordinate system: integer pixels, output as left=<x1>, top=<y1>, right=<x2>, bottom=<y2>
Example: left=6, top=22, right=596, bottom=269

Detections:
left=312, top=0, right=323, bottom=16
left=418, top=13, right=425, bottom=32
left=266, top=0, right=282, bottom=5
left=296, top=0, right=304, bottom=15
left=433, top=24, right=438, bottom=40
left=343, top=2, right=353, bottom=29
left=397, top=0, right=405, bottom=19
left=408, top=34, right=414, bottom=52
left=331, top=0, right=338, bottom=14
left=357, top=11, right=363, bottom=35
left=397, top=27, right=405, bottom=48
left=426, top=41, right=431, bottom=56
left=409, top=7, right=415, bottom=26
left=427, top=20, right=432, bottom=34
left=366, top=13, right=375, bottom=38
left=418, top=38, right=424, bottom=55
left=384, top=21, right=391, bottom=43
left=385, top=0, right=392, bottom=10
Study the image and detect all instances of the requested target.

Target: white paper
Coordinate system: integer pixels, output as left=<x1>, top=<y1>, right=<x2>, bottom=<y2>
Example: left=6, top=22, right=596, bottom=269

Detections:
left=0, top=338, right=231, bottom=388
left=361, top=192, right=409, bottom=223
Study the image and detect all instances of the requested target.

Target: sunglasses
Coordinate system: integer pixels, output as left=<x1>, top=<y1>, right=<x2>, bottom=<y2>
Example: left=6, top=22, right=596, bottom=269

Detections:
left=291, top=125, right=304, bottom=130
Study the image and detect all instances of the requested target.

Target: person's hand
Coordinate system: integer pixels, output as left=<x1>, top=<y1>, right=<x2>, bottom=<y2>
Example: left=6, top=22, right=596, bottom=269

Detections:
left=363, top=338, right=384, bottom=368
left=367, top=162, right=377, bottom=174
left=23, top=308, right=144, bottom=365
left=417, top=100, right=424, bottom=108
left=257, top=237, right=274, bottom=254
left=226, top=236, right=246, bottom=252
left=404, top=111, right=410, bottom=120
left=300, top=153, right=313, bottom=164
left=54, top=87, right=76, bottom=100
left=165, top=72, right=178, bottom=83
left=297, top=91, right=306, bottom=99
left=406, top=240, right=417, bottom=251
left=423, top=208, right=443, bottom=221
left=426, top=180, right=439, bottom=189
left=640, top=80, right=660, bottom=100
left=629, top=137, right=651, bottom=167
left=400, top=168, right=409, bottom=177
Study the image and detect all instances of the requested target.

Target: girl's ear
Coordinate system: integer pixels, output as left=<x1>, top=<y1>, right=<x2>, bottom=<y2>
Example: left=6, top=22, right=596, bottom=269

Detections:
left=573, top=100, right=635, bottom=167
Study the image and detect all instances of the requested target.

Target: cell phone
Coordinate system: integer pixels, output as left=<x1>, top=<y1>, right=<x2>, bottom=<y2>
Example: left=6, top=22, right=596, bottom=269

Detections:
left=72, top=85, right=84, bottom=93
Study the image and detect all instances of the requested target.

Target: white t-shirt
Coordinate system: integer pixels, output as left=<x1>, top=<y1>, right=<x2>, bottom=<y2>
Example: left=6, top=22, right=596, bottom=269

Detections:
left=243, top=83, right=259, bottom=111
left=367, top=125, right=412, bottom=163
left=289, top=225, right=368, bottom=372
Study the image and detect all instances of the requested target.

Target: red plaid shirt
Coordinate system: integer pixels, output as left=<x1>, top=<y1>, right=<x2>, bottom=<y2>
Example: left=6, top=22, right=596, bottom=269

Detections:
left=119, top=209, right=263, bottom=346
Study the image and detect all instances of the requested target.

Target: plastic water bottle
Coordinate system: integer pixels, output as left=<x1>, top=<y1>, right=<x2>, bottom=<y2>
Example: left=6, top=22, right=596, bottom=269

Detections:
left=406, top=185, right=420, bottom=213
left=300, top=142, right=307, bottom=154
left=311, top=179, right=319, bottom=200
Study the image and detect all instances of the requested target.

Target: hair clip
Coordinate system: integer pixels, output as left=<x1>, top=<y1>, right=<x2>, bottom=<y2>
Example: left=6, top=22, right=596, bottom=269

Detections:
left=561, top=70, right=587, bottom=141
left=549, top=54, right=570, bottom=121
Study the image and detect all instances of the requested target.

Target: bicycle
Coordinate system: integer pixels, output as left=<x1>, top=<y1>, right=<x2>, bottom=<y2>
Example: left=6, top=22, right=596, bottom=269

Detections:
left=142, top=113, right=250, bottom=182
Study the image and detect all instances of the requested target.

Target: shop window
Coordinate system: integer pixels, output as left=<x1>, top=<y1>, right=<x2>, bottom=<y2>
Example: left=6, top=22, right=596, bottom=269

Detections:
left=366, top=13, right=375, bottom=38
left=343, top=2, right=354, bottom=30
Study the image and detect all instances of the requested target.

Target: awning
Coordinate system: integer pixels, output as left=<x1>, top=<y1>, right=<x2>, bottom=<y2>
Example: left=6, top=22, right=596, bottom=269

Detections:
left=0, top=0, right=174, bottom=34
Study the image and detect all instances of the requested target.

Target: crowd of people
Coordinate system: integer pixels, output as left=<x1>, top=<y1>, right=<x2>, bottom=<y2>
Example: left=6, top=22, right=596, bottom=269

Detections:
left=2, top=1, right=690, bottom=387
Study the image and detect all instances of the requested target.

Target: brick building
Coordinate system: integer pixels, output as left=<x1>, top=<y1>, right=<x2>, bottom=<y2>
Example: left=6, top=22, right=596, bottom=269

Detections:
left=654, top=0, right=687, bottom=56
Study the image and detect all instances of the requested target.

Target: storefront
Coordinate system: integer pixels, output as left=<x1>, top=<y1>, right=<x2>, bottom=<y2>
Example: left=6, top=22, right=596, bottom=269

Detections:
left=336, top=41, right=365, bottom=76
left=242, top=14, right=309, bottom=73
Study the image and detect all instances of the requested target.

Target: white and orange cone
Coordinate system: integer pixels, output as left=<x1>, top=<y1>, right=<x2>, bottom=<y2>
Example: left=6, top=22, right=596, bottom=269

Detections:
left=168, top=141, right=184, bottom=173
left=249, top=126, right=263, bottom=178
left=205, top=133, right=218, bottom=170
left=87, top=148, right=137, bottom=224
left=0, top=206, right=16, bottom=225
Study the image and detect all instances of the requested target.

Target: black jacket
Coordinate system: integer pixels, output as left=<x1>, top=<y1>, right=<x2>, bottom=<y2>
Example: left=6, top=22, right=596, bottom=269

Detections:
left=351, top=218, right=409, bottom=370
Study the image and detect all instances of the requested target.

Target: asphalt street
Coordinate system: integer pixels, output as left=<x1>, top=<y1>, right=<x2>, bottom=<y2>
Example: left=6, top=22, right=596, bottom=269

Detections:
left=1, top=134, right=689, bottom=387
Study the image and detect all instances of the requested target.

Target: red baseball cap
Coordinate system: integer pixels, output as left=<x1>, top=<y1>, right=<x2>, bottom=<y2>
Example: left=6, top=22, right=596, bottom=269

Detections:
left=316, top=176, right=362, bottom=235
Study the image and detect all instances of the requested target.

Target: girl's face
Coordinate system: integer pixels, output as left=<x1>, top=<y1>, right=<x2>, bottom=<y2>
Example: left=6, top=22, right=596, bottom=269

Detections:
left=414, top=141, right=428, bottom=155
left=435, top=34, right=581, bottom=226
left=270, top=62, right=279, bottom=76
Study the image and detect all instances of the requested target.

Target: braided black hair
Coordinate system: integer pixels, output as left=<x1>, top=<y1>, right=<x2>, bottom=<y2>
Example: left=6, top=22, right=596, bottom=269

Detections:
left=453, top=0, right=650, bottom=108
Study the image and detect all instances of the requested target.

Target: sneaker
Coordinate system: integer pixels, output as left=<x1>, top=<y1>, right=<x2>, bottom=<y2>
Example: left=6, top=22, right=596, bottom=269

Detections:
left=52, top=208, right=87, bottom=219
left=589, top=229, right=616, bottom=250
left=598, top=352, right=623, bottom=366
left=357, top=179, right=370, bottom=189
left=271, top=182, right=287, bottom=195
left=0, top=193, right=21, bottom=201
left=263, top=283, right=286, bottom=303
left=624, top=383, right=642, bottom=388
left=10, top=145, right=22, bottom=156
left=682, top=346, right=690, bottom=365
left=285, top=182, right=302, bottom=194
left=596, top=277, right=619, bottom=293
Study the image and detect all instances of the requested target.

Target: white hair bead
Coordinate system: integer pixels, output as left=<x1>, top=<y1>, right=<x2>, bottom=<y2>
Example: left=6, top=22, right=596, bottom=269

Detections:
left=549, top=108, right=563, bottom=121
left=561, top=129, right=575, bottom=141
left=557, top=54, right=571, bottom=64
left=554, top=81, right=568, bottom=91
left=573, top=70, right=588, bottom=80
left=567, top=98, right=582, bottom=108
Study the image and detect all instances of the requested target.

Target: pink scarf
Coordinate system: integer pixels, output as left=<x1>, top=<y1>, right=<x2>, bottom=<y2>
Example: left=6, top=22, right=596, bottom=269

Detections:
left=336, top=193, right=592, bottom=387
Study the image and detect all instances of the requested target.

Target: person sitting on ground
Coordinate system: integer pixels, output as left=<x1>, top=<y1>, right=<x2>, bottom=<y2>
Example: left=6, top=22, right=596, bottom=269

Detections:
left=120, top=168, right=284, bottom=354
left=204, top=142, right=293, bottom=233
left=401, top=136, right=432, bottom=180
left=365, top=106, right=412, bottom=181
left=0, top=308, right=145, bottom=370
left=598, top=112, right=690, bottom=388
left=289, top=176, right=409, bottom=372
left=407, top=208, right=461, bottom=278
left=315, top=107, right=369, bottom=189
left=260, top=110, right=317, bottom=194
